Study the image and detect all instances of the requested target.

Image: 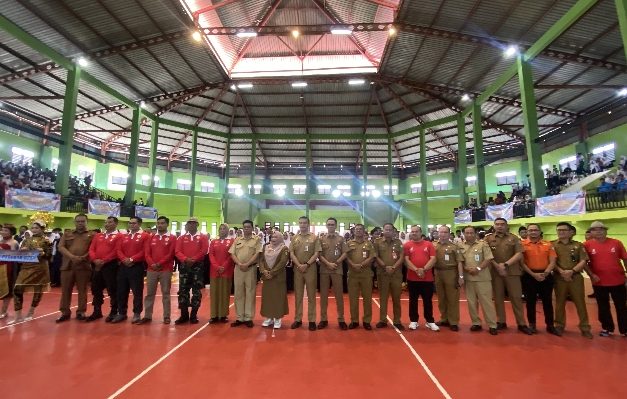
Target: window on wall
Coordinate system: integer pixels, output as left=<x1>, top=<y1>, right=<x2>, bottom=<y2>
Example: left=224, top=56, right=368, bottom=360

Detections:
left=496, top=171, right=516, bottom=185
left=211, top=222, right=217, bottom=237
left=410, top=183, right=422, bottom=193
left=559, top=156, right=576, bottom=170
left=337, top=185, right=351, bottom=196
left=111, top=175, right=127, bottom=185
left=227, top=184, right=241, bottom=194
left=383, top=185, right=398, bottom=195
left=466, top=176, right=477, bottom=185
left=11, top=147, right=34, bottom=165
left=293, top=184, right=306, bottom=195
left=339, top=222, right=345, bottom=235
left=361, top=185, right=376, bottom=196
left=78, top=168, right=94, bottom=179
left=142, top=175, right=160, bottom=187
left=171, top=221, right=178, bottom=235
left=200, top=182, right=214, bottom=193
left=406, top=224, right=412, bottom=233
left=591, top=143, right=616, bottom=167
left=432, top=180, right=448, bottom=191
left=318, top=184, right=331, bottom=195
left=273, top=184, right=286, bottom=196
left=201, top=221, right=207, bottom=234
left=283, top=222, right=290, bottom=232
left=177, top=179, right=192, bottom=190
left=51, top=158, right=59, bottom=169
left=248, top=184, right=261, bottom=194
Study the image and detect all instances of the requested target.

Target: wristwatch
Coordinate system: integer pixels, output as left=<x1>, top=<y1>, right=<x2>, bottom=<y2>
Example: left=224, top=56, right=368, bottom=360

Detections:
left=476, top=266, right=482, bottom=271
left=459, top=275, right=464, bottom=279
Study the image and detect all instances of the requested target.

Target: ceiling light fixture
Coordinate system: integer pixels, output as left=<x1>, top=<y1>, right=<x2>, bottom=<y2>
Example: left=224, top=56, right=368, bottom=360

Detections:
left=77, top=57, right=89, bottom=67
left=331, top=28, right=352, bottom=35
left=192, top=31, right=202, bottom=42
left=504, top=45, right=519, bottom=58
left=291, top=30, right=300, bottom=38
left=348, top=79, right=365, bottom=85
left=236, top=31, right=258, bottom=38
left=388, top=26, right=397, bottom=36
left=618, top=88, right=627, bottom=96
left=291, top=82, right=307, bottom=88
left=237, top=83, right=253, bottom=89
left=461, top=94, right=471, bottom=102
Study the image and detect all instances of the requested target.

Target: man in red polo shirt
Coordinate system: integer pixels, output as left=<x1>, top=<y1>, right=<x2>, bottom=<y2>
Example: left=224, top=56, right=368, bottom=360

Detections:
left=86, top=216, right=121, bottom=322
left=111, top=217, right=150, bottom=324
left=175, top=217, right=209, bottom=324
left=208, top=223, right=235, bottom=324
left=403, top=225, right=439, bottom=332
left=584, top=221, right=627, bottom=337
left=139, top=216, right=176, bottom=325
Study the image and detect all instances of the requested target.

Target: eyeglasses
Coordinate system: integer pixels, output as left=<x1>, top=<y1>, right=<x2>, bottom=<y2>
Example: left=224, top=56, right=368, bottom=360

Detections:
left=556, top=229, right=570, bottom=232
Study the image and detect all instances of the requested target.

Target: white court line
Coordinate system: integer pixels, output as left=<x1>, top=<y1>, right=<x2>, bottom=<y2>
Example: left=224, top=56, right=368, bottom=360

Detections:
left=107, top=302, right=235, bottom=399
left=372, top=298, right=452, bottom=399
left=0, top=299, right=97, bottom=331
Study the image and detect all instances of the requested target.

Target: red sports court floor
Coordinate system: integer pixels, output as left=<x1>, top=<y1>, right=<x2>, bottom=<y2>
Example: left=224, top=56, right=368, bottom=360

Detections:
left=0, top=283, right=625, bottom=399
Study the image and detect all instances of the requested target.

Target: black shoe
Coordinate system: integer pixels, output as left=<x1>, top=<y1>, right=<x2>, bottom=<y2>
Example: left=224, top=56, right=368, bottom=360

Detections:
left=348, top=322, right=359, bottom=329
left=105, top=314, right=117, bottom=323
left=208, top=317, right=219, bottom=324
left=470, top=325, right=482, bottom=332
left=339, top=322, right=348, bottom=331
left=189, top=316, right=199, bottom=324
left=290, top=321, right=302, bottom=329
left=175, top=315, right=190, bottom=325
left=137, top=317, right=152, bottom=325
left=529, top=324, right=537, bottom=334
left=450, top=325, right=459, bottom=332
left=219, top=317, right=228, bottom=323
left=76, top=313, right=86, bottom=321
left=393, top=323, right=405, bottom=331
left=55, top=314, right=70, bottom=323
left=231, top=320, right=244, bottom=327
left=85, top=313, right=103, bottom=322
left=317, top=320, right=328, bottom=329
left=245, top=320, right=254, bottom=328
left=489, top=328, right=498, bottom=335
left=547, top=326, right=562, bottom=336
left=518, top=325, right=533, bottom=335
left=110, top=314, right=127, bottom=324
left=376, top=321, right=387, bottom=328
left=587, top=293, right=596, bottom=298
left=363, top=323, right=372, bottom=330
left=308, top=322, right=316, bottom=331
left=436, top=320, right=450, bottom=327
left=496, top=322, right=508, bottom=330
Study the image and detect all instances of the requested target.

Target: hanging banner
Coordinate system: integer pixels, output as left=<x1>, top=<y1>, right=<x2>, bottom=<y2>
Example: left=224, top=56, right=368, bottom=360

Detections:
left=135, top=206, right=158, bottom=220
left=88, top=199, right=121, bottom=217
left=5, top=188, right=61, bottom=212
left=486, top=203, right=514, bottom=221
left=454, top=210, right=472, bottom=224
left=0, top=250, right=40, bottom=263
left=535, top=192, right=585, bottom=217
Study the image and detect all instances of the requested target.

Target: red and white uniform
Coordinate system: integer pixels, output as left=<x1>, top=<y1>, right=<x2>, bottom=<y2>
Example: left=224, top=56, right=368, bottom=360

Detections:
left=175, top=232, right=209, bottom=263
left=117, top=229, right=151, bottom=263
left=208, top=237, right=235, bottom=278
left=89, top=231, right=121, bottom=263
left=145, top=232, right=176, bottom=272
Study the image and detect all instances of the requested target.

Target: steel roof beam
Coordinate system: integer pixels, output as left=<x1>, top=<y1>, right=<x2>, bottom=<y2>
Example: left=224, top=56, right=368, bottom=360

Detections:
left=374, top=85, right=405, bottom=168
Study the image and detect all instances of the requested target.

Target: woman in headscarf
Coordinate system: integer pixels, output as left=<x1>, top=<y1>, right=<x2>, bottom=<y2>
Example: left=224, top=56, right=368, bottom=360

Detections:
left=259, top=231, right=289, bottom=329
left=9, top=220, right=51, bottom=324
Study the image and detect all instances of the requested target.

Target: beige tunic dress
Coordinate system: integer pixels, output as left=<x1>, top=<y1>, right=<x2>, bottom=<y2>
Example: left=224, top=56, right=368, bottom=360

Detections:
left=259, top=247, right=289, bottom=319
left=14, top=235, right=51, bottom=292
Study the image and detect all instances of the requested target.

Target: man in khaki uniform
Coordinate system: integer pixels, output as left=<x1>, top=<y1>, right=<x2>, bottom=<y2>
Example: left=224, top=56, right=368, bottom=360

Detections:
left=459, top=226, right=497, bottom=335
left=346, top=223, right=375, bottom=330
left=434, top=225, right=463, bottom=331
left=57, top=214, right=94, bottom=322
left=485, top=218, right=533, bottom=335
left=290, top=216, right=321, bottom=331
left=553, top=222, right=592, bottom=339
left=374, top=223, right=404, bottom=330
left=319, top=217, right=348, bottom=330
left=229, top=219, right=262, bottom=328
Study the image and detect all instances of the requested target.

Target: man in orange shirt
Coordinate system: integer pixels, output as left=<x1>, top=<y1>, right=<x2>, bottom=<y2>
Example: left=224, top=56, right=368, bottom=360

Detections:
left=521, top=224, right=560, bottom=336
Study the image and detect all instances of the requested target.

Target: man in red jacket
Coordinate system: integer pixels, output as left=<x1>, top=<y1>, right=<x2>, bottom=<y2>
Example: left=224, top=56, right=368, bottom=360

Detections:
left=139, top=216, right=176, bottom=324
left=175, top=217, right=209, bottom=324
left=86, top=216, right=121, bottom=322
left=111, top=217, right=150, bottom=324
left=208, top=223, right=235, bottom=323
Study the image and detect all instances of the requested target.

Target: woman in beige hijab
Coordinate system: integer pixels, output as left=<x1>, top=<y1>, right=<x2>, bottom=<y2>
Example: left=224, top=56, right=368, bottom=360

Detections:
left=259, top=231, right=289, bottom=328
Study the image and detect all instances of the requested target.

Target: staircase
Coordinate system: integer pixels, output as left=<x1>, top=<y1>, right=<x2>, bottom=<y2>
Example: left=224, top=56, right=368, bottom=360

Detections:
left=561, top=169, right=615, bottom=193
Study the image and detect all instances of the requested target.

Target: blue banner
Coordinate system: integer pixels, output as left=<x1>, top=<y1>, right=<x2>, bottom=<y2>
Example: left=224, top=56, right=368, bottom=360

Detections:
left=535, top=192, right=585, bottom=217
left=486, top=203, right=514, bottom=221
left=135, top=206, right=158, bottom=220
left=88, top=199, right=121, bottom=217
left=454, top=209, right=472, bottom=224
left=5, top=188, right=61, bottom=212
left=0, top=250, right=40, bottom=263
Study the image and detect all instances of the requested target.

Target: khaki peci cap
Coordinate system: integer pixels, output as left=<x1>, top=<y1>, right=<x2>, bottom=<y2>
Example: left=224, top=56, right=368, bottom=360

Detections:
left=589, top=221, right=608, bottom=230
left=186, top=217, right=199, bottom=224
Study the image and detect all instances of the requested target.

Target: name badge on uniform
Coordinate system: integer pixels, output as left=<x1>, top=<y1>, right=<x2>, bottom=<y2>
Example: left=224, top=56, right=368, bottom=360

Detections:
left=334, top=249, right=339, bottom=256
left=444, top=254, right=450, bottom=261
left=305, top=245, right=309, bottom=252
left=392, top=251, right=397, bottom=260
left=474, top=254, right=480, bottom=262
left=362, top=251, right=367, bottom=258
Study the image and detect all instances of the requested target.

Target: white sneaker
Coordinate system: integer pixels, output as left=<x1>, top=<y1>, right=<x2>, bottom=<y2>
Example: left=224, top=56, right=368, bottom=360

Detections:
left=425, top=322, right=440, bottom=331
left=0, top=312, right=8, bottom=319
left=408, top=321, right=418, bottom=330
left=273, top=318, right=282, bottom=329
left=262, top=318, right=273, bottom=327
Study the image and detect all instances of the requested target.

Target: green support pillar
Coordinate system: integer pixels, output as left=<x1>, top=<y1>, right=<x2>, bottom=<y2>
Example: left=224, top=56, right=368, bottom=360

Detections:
left=55, top=65, right=81, bottom=195
left=124, top=108, right=141, bottom=207
left=248, top=138, right=257, bottom=220
left=517, top=55, right=547, bottom=198
left=305, top=137, right=311, bottom=218
left=189, top=128, right=198, bottom=217
left=147, top=120, right=159, bottom=207
left=419, top=127, right=428, bottom=230
left=472, top=102, right=487, bottom=204
left=457, top=115, right=469, bottom=206
left=361, top=137, right=367, bottom=225
left=223, top=136, right=231, bottom=223
left=617, top=0, right=627, bottom=61
left=387, top=137, right=393, bottom=223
